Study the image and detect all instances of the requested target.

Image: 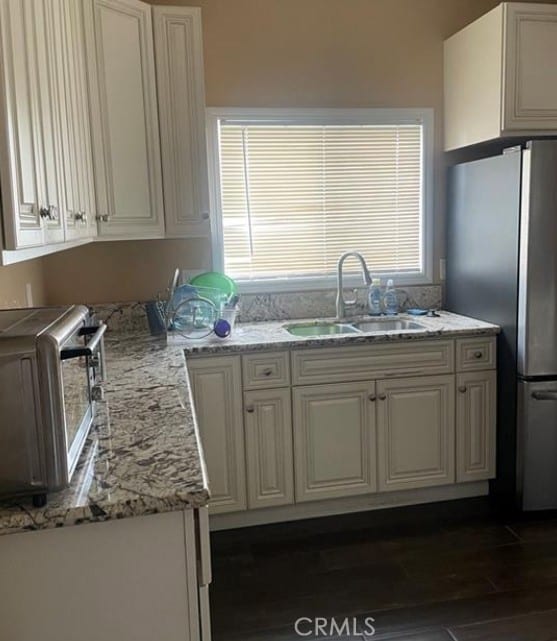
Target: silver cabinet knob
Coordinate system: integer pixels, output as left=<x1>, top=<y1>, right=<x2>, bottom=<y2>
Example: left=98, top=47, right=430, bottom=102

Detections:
left=245, top=406, right=255, bottom=413
left=474, top=351, right=483, bottom=359
left=39, top=207, right=50, bottom=219
left=74, top=212, right=86, bottom=222
left=458, top=385, right=467, bottom=393
left=368, top=394, right=376, bottom=402
left=378, top=394, right=387, bottom=401
left=202, top=212, right=210, bottom=220
left=96, top=214, right=110, bottom=222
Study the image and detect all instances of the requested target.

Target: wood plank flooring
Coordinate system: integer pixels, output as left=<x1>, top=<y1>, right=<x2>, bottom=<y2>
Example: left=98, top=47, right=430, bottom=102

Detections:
left=209, top=498, right=557, bottom=640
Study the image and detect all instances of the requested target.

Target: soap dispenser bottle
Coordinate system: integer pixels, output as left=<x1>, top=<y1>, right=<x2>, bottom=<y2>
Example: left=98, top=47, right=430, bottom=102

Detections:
left=383, top=279, right=398, bottom=315
left=368, top=278, right=382, bottom=316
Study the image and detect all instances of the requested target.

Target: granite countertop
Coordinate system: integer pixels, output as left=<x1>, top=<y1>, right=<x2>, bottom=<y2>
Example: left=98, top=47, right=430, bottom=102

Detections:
left=0, top=309, right=498, bottom=536
left=0, top=334, right=209, bottom=536
left=170, top=311, right=500, bottom=355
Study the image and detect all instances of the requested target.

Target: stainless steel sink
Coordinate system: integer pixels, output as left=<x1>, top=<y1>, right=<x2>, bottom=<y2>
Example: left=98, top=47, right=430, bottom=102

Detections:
left=351, top=319, right=425, bottom=332
left=284, top=322, right=361, bottom=337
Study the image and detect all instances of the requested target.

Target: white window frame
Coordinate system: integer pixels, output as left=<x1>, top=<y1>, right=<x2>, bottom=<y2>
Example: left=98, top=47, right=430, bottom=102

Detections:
left=206, top=107, right=434, bottom=294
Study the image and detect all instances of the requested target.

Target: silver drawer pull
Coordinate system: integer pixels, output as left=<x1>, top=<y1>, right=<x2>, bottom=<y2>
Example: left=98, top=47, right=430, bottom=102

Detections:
left=532, top=391, right=557, bottom=401
left=474, top=351, right=483, bottom=359
left=245, top=405, right=255, bottom=413
left=262, top=368, right=273, bottom=377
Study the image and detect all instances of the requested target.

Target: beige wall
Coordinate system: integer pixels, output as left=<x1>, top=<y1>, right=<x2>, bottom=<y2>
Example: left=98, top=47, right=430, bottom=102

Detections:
left=42, top=239, right=210, bottom=305
left=19, top=0, right=547, bottom=304
left=0, top=258, right=45, bottom=308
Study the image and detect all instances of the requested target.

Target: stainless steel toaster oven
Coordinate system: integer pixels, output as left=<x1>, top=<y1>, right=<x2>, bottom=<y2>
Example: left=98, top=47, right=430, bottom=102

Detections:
left=0, top=305, right=106, bottom=506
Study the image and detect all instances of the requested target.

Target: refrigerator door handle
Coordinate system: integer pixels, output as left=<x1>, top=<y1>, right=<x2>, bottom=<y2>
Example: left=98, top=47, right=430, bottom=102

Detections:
left=532, top=390, right=557, bottom=401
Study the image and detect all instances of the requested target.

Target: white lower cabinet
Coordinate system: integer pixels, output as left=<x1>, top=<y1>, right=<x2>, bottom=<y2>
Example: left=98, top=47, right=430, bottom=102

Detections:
left=376, top=375, right=455, bottom=492
left=293, top=381, right=377, bottom=501
left=244, top=388, right=294, bottom=509
left=188, top=356, right=246, bottom=514
left=0, top=510, right=208, bottom=641
left=189, top=338, right=497, bottom=521
left=456, top=370, right=497, bottom=482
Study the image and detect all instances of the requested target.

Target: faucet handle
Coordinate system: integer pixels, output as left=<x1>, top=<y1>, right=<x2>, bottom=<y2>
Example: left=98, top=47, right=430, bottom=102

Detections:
left=343, top=288, right=358, bottom=306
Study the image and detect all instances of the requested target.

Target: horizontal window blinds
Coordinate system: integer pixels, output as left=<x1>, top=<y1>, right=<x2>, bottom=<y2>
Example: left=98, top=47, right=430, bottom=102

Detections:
left=219, top=123, right=423, bottom=281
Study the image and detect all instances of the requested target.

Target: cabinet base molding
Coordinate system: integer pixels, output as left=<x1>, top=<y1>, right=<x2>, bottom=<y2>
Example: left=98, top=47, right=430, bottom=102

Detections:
left=209, top=481, right=488, bottom=531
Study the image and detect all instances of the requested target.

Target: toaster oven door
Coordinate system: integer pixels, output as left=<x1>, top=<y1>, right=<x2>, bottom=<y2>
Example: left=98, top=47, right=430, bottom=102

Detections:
left=59, top=323, right=106, bottom=480
left=61, top=353, right=94, bottom=475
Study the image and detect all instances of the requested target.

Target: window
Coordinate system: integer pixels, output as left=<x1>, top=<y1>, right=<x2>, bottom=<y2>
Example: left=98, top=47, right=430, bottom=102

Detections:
left=207, top=108, right=433, bottom=292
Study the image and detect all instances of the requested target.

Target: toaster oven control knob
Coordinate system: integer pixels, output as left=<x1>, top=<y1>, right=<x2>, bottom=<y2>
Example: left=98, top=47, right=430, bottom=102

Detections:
left=92, top=384, right=105, bottom=402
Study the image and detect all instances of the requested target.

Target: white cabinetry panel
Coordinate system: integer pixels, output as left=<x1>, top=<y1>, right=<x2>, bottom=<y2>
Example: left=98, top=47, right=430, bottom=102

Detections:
left=84, top=0, right=164, bottom=238
left=188, top=356, right=246, bottom=514
left=153, top=6, right=209, bottom=238
left=244, top=388, right=294, bottom=508
left=456, top=371, right=496, bottom=482
left=293, top=381, right=377, bottom=502
left=377, top=375, right=455, bottom=491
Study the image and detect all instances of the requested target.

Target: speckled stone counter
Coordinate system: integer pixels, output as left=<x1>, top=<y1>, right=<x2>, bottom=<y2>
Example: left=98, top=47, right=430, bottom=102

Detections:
left=170, top=311, right=500, bottom=355
left=0, top=334, right=209, bottom=536
left=0, top=309, right=498, bottom=536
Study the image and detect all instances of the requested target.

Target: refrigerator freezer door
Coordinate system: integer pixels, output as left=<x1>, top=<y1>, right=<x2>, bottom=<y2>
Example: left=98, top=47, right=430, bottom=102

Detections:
left=518, top=380, right=557, bottom=510
left=518, top=141, right=557, bottom=377
left=447, top=149, right=521, bottom=503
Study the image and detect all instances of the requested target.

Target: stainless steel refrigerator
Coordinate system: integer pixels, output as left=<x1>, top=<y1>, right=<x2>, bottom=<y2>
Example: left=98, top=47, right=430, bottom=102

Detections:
left=447, top=140, right=557, bottom=511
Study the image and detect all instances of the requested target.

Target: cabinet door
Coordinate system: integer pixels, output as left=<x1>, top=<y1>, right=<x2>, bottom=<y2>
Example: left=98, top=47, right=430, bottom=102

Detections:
left=293, top=382, right=377, bottom=502
left=188, top=356, right=246, bottom=514
left=34, top=0, right=65, bottom=245
left=244, top=388, right=293, bottom=509
left=153, top=6, right=210, bottom=238
left=377, top=375, right=455, bottom=492
left=51, top=0, right=96, bottom=241
left=456, top=371, right=496, bottom=482
left=84, top=0, right=164, bottom=239
left=504, top=4, right=557, bottom=132
left=50, top=0, right=82, bottom=240
left=0, top=0, right=44, bottom=248
left=69, top=0, right=97, bottom=239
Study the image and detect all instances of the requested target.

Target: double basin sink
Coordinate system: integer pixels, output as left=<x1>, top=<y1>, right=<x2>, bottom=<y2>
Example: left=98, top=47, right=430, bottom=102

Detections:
left=284, top=318, right=426, bottom=337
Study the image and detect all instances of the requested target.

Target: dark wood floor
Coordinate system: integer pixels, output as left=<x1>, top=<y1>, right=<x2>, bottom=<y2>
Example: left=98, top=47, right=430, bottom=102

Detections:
left=209, top=498, right=557, bottom=640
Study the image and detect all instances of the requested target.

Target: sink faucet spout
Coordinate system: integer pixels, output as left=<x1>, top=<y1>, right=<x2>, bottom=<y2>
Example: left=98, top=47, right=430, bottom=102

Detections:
left=336, top=251, right=372, bottom=321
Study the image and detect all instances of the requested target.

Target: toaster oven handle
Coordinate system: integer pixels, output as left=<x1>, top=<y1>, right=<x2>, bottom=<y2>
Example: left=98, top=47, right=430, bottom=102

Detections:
left=60, top=323, right=107, bottom=360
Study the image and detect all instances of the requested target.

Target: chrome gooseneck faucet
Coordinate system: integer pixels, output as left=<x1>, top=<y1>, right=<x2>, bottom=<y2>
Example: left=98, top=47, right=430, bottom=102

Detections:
left=336, top=251, right=372, bottom=320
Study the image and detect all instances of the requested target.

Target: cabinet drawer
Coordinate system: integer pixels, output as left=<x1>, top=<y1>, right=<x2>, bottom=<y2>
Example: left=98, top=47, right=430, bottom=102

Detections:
left=456, top=337, right=496, bottom=371
left=242, top=352, right=290, bottom=389
left=292, top=340, right=454, bottom=385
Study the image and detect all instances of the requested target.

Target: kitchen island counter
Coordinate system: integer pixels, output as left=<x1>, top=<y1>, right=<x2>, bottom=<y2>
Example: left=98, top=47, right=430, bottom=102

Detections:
left=0, top=333, right=209, bottom=536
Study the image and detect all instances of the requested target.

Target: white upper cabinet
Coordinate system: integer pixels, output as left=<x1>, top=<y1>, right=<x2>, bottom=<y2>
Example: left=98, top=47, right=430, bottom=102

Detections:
left=84, top=0, right=165, bottom=239
left=444, top=2, right=557, bottom=150
left=0, top=1, right=208, bottom=259
left=153, top=6, right=210, bottom=237
left=0, top=0, right=56, bottom=248
left=51, top=0, right=97, bottom=241
left=0, top=0, right=96, bottom=253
